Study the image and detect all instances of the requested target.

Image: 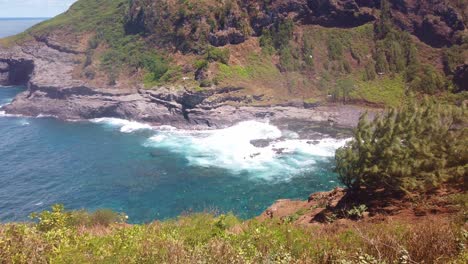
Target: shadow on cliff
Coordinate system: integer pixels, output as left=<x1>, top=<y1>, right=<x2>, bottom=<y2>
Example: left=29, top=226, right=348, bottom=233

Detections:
left=0, top=59, right=34, bottom=86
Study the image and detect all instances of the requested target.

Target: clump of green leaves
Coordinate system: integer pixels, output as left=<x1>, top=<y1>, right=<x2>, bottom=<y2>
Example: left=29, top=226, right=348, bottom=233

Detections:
left=30, top=204, right=127, bottom=232
left=194, top=59, right=209, bottom=71
left=279, top=46, right=301, bottom=71
left=346, top=204, right=368, bottom=219
left=335, top=99, right=467, bottom=193
left=364, top=61, right=377, bottom=81
left=327, top=37, right=344, bottom=61
left=259, top=19, right=294, bottom=53
left=206, top=47, right=230, bottom=64
left=143, top=54, right=170, bottom=82
left=30, top=204, right=71, bottom=232
left=406, top=63, right=446, bottom=94
left=331, top=78, right=355, bottom=103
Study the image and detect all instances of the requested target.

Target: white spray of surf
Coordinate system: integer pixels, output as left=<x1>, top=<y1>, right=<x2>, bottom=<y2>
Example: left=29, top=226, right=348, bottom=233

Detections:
left=145, top=120, right=350, bottom=181
left=86, top=118, right=350, bottom=180
left=90, top=117, right=153, bottom=133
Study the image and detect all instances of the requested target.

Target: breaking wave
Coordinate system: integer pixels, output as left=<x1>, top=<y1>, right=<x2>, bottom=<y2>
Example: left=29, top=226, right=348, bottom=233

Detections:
left=90, top=118, right=349, bottom=180
left=146, top=120, right=348, bottom=181
left=90, top=117, right=153, bottom=133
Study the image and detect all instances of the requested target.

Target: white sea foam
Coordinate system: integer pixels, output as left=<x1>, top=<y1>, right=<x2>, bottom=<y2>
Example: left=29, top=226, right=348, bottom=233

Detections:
left=18, top=119, right=30, bottom=126
left=37, top=113, right=60, bottom=119
left=0, top=110, right=23, bottom=117
left=90, top=117, right=153, bottom=133
left=87, top=118, right=349, bottom=180
left=144, top=120, right=350, bottom=181
left=155, top=125, right=178, bottom=131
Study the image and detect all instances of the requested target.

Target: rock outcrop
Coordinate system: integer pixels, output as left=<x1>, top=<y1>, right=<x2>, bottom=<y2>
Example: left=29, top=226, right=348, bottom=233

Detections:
left=453, top=64, right=468, bottom=92
left=391, top=0, right=466, bottom=47
left=127, top=0, right=466, bottom=49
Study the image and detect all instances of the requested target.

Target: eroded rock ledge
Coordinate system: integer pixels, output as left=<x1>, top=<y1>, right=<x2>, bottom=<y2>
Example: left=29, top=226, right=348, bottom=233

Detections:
left=3, top=81, right=369, bottom=129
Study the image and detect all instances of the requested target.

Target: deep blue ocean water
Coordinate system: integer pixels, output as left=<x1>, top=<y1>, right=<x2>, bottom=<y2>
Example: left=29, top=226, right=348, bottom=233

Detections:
left=0, top=19, right=343, bottom=223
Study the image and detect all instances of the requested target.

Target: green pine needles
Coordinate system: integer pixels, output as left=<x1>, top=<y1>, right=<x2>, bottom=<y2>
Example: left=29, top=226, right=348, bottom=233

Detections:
left=335, top=99, right=467, bottom=194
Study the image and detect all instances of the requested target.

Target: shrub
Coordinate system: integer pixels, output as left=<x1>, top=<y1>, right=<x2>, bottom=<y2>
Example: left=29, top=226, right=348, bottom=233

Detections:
left=88, top=209, right=127, bottom=226
left=83, top=68, right=95, bottom=80
left=331, top=78, right=355, bottom=103
left=342, top=60, right=352, bottom=74
left=406, top=63, right=446, bottom=94
left=375, top=51, right=389, bottom=74
left=259, top=29, right=275, bottom=54
left=206, top=47, right=230, bottom=64
left=259, top=19, right=294, bottom=52
left=364, top=61, right=377, bottom=81
left=347, top=204, right=368, bottom=219
left=199, top=79, right=212, bottom=87
left=335, top=99, right=467, bottom=193
left=375, top=0, right=392, bottom=38
left=194, top=59, right=208, bottom=71
left=279, top=46, right=301, bottom=71
left=30, top=204, right=71, bottom=232
left=327, top=37, right=344, bottom=60
left=302, top=35, right=315, bottom=71
left=143, top=54, right=169, bottom=82
left=30, top=205, right=128, bottom=230
left=443, top=44, right=466, bottom=74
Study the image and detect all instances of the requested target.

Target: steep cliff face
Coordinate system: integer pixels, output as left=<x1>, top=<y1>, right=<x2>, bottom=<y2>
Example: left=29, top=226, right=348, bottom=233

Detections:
left=390, top=0, right=466, bottom=47
left=126, top=0, right=466, bottom=50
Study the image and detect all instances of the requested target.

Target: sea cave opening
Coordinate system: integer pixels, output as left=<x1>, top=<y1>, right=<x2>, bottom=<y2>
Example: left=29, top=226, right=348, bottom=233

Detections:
left=0, top=59, right=34, bottom=86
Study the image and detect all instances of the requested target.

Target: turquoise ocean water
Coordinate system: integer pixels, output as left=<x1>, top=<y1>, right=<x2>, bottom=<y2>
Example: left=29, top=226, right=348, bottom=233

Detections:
left=0, top=19, right=344, bottom=223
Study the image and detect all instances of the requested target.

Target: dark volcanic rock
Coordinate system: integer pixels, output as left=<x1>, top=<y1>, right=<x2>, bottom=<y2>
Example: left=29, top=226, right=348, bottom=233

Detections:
left=209, top=28, right=246, bottom=46
left=305, top=0, right=376, bottom=27
left=390, top=0, right=466, bottom=47
left=250, top=139, right=273, bottom=148
left=0, top=59, right=34, bottom=86
left=453, top=64, right=468, bottom=92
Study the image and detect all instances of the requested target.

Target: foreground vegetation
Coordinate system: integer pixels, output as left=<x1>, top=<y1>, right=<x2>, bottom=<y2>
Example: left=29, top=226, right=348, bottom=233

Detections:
left=0, top=201, right=466, bottom=264
left=336, top=99, right=467, bottom=194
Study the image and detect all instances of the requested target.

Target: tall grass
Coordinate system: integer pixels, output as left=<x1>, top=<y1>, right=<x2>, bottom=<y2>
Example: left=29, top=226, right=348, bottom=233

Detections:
left=0, top=205, right=466, bottom=263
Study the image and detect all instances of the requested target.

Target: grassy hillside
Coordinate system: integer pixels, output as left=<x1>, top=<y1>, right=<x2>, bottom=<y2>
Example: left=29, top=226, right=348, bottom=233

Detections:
left=1, top=198, right=466, bottom=263
left=1, top=0, right=466, bottom=106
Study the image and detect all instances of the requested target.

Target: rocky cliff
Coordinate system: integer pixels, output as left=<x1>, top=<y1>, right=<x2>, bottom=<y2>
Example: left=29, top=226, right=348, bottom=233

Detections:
left=0, top=37, right=368, bottom=128
left=0, top=0, right=466, bottom=128
left=127, top=0, right=466, bottom=48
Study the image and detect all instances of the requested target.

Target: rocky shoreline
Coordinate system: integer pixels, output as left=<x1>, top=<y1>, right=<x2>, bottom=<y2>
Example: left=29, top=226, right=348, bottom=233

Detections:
left=1, top=84, right=370, bottom=130
left=0, top=38, right=374, bottom=131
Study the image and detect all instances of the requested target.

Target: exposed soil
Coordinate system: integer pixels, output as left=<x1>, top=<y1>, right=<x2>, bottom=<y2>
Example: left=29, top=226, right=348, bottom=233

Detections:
left=258, top=183, right=466, bottom=227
